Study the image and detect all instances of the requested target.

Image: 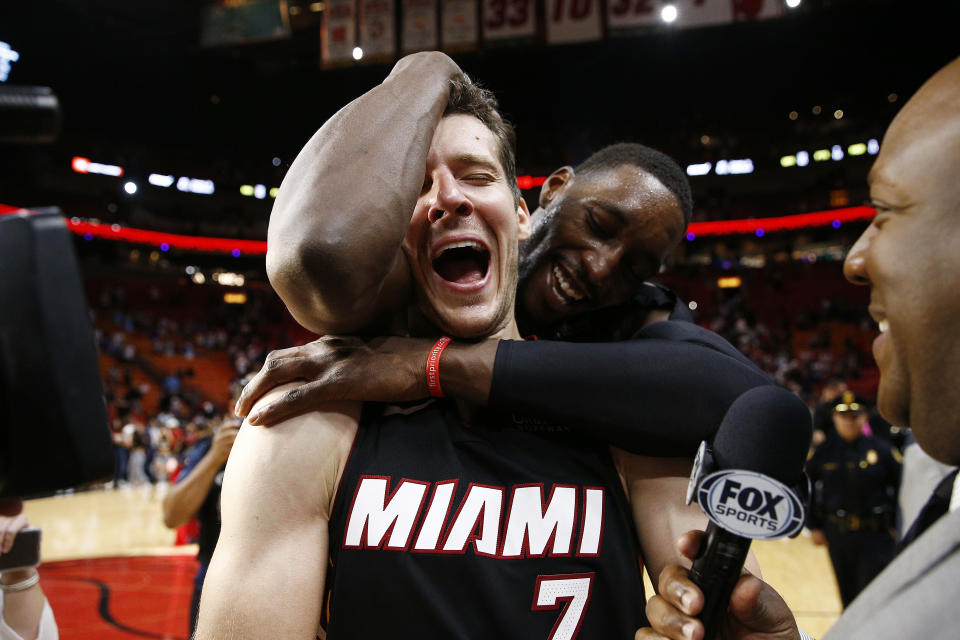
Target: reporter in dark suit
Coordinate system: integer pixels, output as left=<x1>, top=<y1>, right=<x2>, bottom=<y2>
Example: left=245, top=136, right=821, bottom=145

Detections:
left=637, top=56, right=960, bottom=640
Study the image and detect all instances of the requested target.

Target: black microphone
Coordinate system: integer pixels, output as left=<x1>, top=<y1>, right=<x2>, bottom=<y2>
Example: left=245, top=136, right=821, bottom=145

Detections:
left=685, top=385, right=812, bottom=640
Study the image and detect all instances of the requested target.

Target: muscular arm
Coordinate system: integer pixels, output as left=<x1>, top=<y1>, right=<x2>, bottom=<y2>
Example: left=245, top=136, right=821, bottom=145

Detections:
left=486, top=323, right=775, bottom=455
left=267, top=51, right=462, bottom=334
left=194, top=385, right=357, bottom=640
left=239, top=323, right=773, bottom=457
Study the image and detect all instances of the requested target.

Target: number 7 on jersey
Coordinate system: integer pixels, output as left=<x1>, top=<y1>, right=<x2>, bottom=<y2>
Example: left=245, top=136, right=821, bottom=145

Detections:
left=532, top=573, right=595, bottom=640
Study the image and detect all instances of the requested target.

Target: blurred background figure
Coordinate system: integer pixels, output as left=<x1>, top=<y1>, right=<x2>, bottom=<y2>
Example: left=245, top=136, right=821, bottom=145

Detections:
left=0, top=502, right=58, bottom=640
left=806, top=391, right=902, bottom=607
left=108, top=418, right=130, bottom=489
left=812, top=377, right=848, bottom=445
left=126, top=420, right=150, bottom=487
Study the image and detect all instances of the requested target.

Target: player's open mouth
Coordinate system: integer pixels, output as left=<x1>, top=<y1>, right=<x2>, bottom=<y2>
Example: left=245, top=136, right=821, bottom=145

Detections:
left=432, top=240, right=491, bottom=287
left=551, top=260, right=587, bottom=303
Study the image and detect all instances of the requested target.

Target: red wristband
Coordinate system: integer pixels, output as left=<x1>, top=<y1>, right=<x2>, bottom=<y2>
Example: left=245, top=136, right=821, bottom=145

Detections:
left=426, top=336, right=452, bottom=398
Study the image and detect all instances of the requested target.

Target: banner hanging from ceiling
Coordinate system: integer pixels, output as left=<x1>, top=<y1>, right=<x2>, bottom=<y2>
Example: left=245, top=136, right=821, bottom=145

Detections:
left=321, top=0, right=357, bottom=66
left=441, top=0, right=479, bottom=50
left=607, top=0, right=785, bottom=31
left=545, top=0, right=603, bottom=44
left=359, top=0, right=396, bottom=59
left=402, top=0, right=439, bottom=52
left=481, top=0, right=536, bottom=42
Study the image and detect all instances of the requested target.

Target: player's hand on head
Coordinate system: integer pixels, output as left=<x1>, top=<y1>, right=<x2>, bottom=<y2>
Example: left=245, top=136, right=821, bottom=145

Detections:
left=638, top=530, right=801, bottom=640
left=237, top=335, right=435, bottom=426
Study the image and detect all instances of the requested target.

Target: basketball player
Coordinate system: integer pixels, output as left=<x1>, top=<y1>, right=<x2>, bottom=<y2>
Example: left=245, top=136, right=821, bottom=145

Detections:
left=195, top=52, right=743, bottom=638
left=236, top=145, right=772, bottom=456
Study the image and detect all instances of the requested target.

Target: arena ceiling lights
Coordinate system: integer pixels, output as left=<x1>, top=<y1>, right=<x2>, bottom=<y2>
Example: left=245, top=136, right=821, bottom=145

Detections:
left=71, top=156, right=124, bottom=177
left=176, top=177, right=215, bottom=195
left=0, top=41, right=20, bottom=82
left=73, top=141, right=873, bottom=199
left=239, top=184, right=279, bottom=199
left=71, top=158, right=216, bottom=195
left=148, top=173, right=175, bottom=187
left=779, top=139, right=879, bottom=168
left=685, top=158, right=754, bottom=177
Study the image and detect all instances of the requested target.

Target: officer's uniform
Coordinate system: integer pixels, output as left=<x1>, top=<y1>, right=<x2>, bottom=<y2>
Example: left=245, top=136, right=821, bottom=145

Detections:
left=806, top=392, right=902, bottom=607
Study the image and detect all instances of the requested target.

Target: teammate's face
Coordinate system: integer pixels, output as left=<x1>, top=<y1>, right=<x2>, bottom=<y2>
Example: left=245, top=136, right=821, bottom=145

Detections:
left=517, top=165, right=685, bottom=331
left=403, top=114, right=530, bottom=340
left=843, top=59, right=960, bottom=464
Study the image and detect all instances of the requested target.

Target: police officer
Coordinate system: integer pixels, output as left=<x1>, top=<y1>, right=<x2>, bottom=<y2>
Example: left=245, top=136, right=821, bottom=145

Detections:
left=806, top=391, right=902, bottom=607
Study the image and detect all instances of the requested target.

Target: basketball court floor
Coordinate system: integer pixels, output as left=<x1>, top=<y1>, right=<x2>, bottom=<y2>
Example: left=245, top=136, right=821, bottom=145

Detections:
left=27, top=485, right=842, bottom=638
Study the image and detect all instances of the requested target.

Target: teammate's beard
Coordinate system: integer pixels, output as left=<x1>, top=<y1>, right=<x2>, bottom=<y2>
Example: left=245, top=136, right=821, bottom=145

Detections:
left=516, top=204, right=560, bottom=337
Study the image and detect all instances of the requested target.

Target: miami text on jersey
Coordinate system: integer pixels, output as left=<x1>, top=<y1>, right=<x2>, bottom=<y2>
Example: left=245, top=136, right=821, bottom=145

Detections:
left=343, top=476, right=606, bottom=559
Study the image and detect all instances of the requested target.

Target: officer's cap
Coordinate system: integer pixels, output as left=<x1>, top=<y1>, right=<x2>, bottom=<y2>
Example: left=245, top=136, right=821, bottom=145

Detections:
left=834, top=390, right=868, bottom=414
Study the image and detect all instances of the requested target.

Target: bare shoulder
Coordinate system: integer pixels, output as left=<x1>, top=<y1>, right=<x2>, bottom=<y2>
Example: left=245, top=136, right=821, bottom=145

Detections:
left=224, top=383, right=360, bottom=518
left=197, top=383, right=354, bottom=638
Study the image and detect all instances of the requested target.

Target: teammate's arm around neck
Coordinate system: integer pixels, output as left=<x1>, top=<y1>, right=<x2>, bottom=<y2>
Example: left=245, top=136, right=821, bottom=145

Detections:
left=267, top=52, right=463, bottom=335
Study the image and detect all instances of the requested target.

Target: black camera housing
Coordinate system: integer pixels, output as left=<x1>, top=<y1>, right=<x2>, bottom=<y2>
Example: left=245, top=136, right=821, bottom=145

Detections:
left=0, top=211, right=113, bottom=497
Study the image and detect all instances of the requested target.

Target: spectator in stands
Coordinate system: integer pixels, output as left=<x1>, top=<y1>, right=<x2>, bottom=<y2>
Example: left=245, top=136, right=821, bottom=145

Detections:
left=813, top=377, right=849, bottom=444
left=126, top=420, right=149, bottom=486
left=109, top=418, right=130, bottom=490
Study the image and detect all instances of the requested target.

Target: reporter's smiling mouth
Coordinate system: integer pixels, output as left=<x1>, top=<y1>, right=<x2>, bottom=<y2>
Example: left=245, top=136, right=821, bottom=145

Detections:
left=869, top=306, right=890, bottom=359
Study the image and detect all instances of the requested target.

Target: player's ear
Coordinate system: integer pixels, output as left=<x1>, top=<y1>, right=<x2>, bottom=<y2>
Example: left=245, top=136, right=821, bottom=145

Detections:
left=516, top=197, right=531, bottom=242
left=538, top=166, right=574, bottom=209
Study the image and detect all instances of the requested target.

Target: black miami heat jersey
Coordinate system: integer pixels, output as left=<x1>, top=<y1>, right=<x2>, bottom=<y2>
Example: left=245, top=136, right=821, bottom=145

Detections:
left=323, top=399, right=646, bottom=639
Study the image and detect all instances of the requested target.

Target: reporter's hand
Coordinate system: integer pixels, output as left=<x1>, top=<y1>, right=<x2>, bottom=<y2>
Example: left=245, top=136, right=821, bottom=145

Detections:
left=209, top=422, right=240, bottom=466
left=236, top=336, right=433, bottom=426
left=636, top=530, right=801, bottom=640
left=810, top=529, right=827, bottom=546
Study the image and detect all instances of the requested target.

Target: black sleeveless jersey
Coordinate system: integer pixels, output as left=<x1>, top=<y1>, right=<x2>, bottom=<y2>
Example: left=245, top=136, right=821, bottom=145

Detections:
left=323, top=399, right=646, bottom=639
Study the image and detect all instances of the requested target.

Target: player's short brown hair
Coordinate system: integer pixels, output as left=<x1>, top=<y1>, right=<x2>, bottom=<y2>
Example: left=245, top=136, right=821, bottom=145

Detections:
left=444, top=74, right=521, bottom=205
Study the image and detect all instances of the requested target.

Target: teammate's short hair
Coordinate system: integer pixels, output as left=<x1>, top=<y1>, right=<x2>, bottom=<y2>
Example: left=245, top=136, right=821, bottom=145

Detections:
left=445, top=74, right=521, bottom=205
left=575, top=142, right=693, bottom=228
